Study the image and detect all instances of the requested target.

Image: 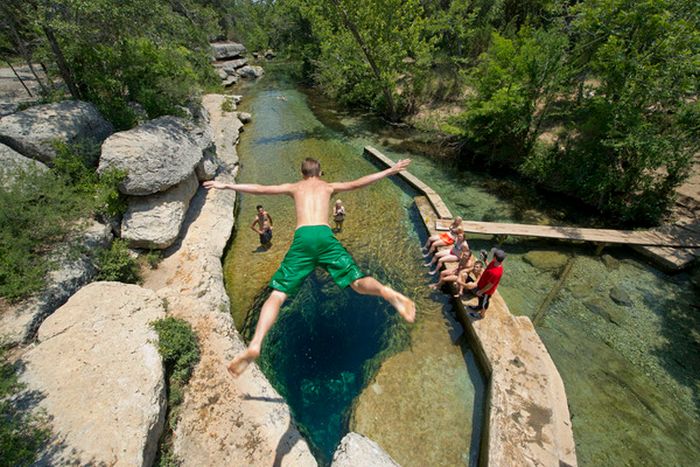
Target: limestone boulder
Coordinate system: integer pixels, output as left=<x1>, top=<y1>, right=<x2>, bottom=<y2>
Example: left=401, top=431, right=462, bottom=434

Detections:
left=236, top=65, right=264, bottom=79
left=20, top=282, right=166, bottom=466
left=222, top=75, right=239, bottom=87
left=217, top=68, right=228, bottom=80
left=0, top=219, right=112, bottom=345
left=238, top=112, right=252, bottom=124
left=0, top=142, right=47, bottom=187
left=121, top=173, right=199, bottom=249
left=0, top=100, right=113, bottom=164
left=195, top=150, right=219, bottom=181
left=331, top=433, right=399, bottom=467
left=211, top=42, right=247, bottom=60
left=523, top=250, right=569, bottom=271
left=218, top=58, right=248, bottom=75
left=99, top=116, right=202, bottom=195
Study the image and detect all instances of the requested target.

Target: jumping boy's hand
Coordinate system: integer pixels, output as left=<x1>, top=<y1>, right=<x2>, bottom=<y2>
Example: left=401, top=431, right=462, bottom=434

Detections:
left=203, top=180, right=226, bottom=190
left=391, top=159, right=411, bottom=174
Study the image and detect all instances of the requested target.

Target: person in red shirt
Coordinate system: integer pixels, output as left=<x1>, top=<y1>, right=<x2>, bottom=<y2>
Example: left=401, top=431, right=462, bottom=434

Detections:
left=469, top=249, right=506, bottom=319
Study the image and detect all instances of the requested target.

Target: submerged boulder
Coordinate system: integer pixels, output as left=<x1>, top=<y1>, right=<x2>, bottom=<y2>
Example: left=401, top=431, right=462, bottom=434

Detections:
left=584, top=297, right=627, bottom=325
left=523, top=250, right=569, bottom=271
left=331, top=433, right=399, bottom=467
left=211, top=42, right=247, bottom=60
left=99, top=116, right=202, bottom=196
left=121, top=173, right=199, bottom=249
left=0, top=100, right=113, bottom=164
left=20, top=282, right=166, bottom=466
left=609, top=286, right=633, bottom=307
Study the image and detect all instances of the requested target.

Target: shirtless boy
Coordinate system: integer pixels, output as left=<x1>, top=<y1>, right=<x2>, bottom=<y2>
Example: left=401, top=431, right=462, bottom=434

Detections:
left=203, top=157, right=416, bottom=377
left=252, top=204, right=273, bottom=245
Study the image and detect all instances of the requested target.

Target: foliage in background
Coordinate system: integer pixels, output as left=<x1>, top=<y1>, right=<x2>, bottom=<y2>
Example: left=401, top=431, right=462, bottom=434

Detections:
left=95, top=239, right=141, bottom=284
left=0, top=349, right=49, bottom=465
left=152, top=317, right=200, bottom=466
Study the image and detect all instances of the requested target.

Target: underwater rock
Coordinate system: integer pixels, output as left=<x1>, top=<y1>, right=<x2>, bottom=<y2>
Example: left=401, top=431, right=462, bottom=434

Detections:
left=609, top=286, right=633, bottom=307
left=523, top=251, right=569, bottom=271
left=567, top=282, right=592, bottom=300
left=584, top=298, right=627, bottom=325
left=601, top=254, right=620, bottom=270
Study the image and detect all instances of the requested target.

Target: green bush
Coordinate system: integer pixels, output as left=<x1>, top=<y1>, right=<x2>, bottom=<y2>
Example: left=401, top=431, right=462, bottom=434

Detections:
left=95, top=239, right=141, bottom=284
left=220, top=97, right=235, bottom=113
left=0, top=350, right=49, bottom=464
left=0, top=168, right=92, bottom=301
left=152, top=316, right=200, bottom=465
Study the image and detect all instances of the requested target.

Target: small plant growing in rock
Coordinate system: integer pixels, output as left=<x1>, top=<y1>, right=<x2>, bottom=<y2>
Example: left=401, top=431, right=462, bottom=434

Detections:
left=144, top=249, right=163, bottom=269
left=95, top=239, right=141, bottom=283
left=220, top=97, right=235, bottom=113
left=151, top=317, right=200, bottom=465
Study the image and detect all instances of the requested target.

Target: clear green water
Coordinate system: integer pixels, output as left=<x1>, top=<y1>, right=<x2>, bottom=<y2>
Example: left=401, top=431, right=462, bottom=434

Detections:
left=224, top=64, right=700, bottom=466
left=223, top=67, right=484, bottom=466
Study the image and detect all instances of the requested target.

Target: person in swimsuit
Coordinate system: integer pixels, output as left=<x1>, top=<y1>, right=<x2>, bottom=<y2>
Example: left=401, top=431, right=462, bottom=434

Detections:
left=333, top=199, right=346, bottom=232
left=457, top=260, right=484, bottom=296
left=422, top=217, right=463, bottom=257
left=252, top=205, right=273, bottom=245
left=204, top=157, right=416, bottom=377
left=424, top=232, right=469, bottom=274
left=429, top=248, right=475, bottom=296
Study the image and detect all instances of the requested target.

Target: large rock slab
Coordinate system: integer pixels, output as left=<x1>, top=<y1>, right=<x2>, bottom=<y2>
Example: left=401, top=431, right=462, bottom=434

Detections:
left=331, top=433, right=399, bottom=467
left=211, top=42, right=247, bottom=60
left=20, top=281, right=166, bottom=466
left=99, top=116, right=202, bottom=196
left=121, top=173, right=199, bottom=249
left=0, top=100, right=113, bottom=164
left=0, top=142, right=47, bottom=187
left=0, top=219, right=112, bottom=345
left=523, top=250, right=569, bottom=271
left=237, top=65, right=265, bottom=79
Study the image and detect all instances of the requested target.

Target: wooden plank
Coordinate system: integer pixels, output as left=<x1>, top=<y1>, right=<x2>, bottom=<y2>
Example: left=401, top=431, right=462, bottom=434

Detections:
left=632, top=244, right=698, bottom=271
left=435, top=219, right=700, bottom=248
left=365, top=146, right=453, bottom=219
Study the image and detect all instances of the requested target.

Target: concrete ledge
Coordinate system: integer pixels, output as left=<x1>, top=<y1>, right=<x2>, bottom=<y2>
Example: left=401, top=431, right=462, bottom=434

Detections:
left=417, top=193, right=577, bottom=466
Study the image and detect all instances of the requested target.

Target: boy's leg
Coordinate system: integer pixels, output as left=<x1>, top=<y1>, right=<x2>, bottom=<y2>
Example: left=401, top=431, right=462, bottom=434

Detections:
left=350, top=277, right=416, bottom=323
left=227, top=290, right=287, bottom=377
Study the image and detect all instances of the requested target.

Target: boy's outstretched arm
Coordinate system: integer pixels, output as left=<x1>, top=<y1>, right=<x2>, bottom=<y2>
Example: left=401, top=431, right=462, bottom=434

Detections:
left=203, top=180, right=293, bottom=195
left=330, top=159, right=411, bottom=193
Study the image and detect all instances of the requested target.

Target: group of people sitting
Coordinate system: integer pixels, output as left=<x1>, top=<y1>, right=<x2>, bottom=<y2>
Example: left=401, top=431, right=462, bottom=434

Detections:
left=421, top=216, right=506, bottom=319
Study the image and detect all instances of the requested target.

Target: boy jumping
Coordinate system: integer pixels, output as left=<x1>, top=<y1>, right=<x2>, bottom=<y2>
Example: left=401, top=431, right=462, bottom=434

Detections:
left=203, top=157, right=416, bottom=377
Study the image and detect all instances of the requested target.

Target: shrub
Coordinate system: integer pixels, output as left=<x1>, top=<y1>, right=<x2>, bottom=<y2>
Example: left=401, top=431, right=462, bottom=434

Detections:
left=95, top=239, right=141, bottom=283
left=220, top=97, right=235, bottom=113
left=0, top=349, right=49, bottom=464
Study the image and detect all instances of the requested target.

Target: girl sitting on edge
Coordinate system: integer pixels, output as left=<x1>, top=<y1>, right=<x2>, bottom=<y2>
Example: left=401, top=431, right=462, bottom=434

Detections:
left=422, top=217, right=463, bottom=257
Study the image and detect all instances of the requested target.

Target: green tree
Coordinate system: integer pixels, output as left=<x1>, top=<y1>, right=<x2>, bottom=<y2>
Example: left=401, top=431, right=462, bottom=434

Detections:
left=447, top=27, right=570, bottom=166
left=560, top=0, right=700, bottom=222
left=291, top=0, right=436, bottom=119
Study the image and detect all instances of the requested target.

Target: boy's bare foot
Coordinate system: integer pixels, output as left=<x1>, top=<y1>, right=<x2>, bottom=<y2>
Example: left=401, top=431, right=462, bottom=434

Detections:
left=385, top=287, right=416, bottom=323
left=226, top=346, right=260, bottom=378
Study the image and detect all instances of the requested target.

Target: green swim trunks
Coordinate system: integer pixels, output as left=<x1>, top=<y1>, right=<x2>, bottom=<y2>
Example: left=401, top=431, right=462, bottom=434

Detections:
left=270, top=225, right=365, bottom=296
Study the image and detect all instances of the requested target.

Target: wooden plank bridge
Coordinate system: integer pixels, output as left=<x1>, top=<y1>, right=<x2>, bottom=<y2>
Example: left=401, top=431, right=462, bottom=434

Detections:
left=365, top=146, right=699, bottom=269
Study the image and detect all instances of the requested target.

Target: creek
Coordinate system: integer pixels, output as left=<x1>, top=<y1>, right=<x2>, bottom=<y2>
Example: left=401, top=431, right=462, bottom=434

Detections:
left=224, top=64, right=699, bottom=466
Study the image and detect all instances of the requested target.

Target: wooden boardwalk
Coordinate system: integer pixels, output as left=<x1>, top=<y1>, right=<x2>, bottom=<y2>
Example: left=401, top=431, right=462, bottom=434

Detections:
left=434, top=219, right=700, bottom=248
left=365, top=145, right=698, bottom=269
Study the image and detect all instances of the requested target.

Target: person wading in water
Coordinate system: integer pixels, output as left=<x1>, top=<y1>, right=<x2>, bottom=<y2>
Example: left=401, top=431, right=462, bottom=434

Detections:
left=204, top=157, right=416, bottom=377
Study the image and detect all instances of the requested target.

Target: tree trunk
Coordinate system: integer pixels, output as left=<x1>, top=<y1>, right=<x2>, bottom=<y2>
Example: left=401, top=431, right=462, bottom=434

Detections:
left=42, top=25, right=81, bottom=99
left=2, top=57, right=32, bottom=97
left=3, top=10, right=48, bottom=94
left=329, top=0, right=398, bottom=121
